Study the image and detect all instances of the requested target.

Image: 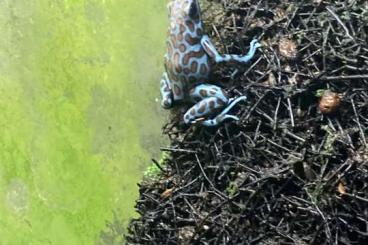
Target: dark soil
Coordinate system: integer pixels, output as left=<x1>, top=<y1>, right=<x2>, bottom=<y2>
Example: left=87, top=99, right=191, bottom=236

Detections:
left=126, top=0, right=368, bottom=244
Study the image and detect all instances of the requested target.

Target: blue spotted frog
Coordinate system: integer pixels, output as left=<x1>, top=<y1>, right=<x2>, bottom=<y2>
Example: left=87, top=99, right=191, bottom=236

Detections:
left=160, top=0, right=260, bottom=126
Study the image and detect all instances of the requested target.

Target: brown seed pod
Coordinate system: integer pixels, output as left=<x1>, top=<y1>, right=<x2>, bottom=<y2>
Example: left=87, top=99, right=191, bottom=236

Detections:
left=337, top=181, right=347, bottom=195
left=249, top=17, right=267, bottom=29
left=319, top=90, right=341, bottom=114
left=274, top=8, right=287, bottom=22
left=278, top=38, right=298, bottom=60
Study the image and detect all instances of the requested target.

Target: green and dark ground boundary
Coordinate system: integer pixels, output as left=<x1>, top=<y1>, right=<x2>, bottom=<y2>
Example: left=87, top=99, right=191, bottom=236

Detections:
left=127, top=0, right=368, bottom=244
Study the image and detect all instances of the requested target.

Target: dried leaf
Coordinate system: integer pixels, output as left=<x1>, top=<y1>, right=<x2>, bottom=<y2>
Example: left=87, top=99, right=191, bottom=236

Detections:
left=160, top=188, right=174, bottom=199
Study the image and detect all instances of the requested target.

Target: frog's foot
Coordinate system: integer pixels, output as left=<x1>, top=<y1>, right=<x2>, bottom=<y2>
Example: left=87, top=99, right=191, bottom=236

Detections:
left=184, top=84, right=247, bottom=126
left=184, top=97, right=227, bottom=124
left=184, top=84, right=228, bottom=124
left=201, top=96, right=247, bottom=127
left=160, top=72, right=173, bottom=109
left=250, top=39, right=262, bottom=50
left=201, top=35, right=261, bottom=64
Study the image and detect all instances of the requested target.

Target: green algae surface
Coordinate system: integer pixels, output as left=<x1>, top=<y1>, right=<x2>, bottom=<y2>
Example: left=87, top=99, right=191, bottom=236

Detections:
left=0, top=0, right=167, bottom=244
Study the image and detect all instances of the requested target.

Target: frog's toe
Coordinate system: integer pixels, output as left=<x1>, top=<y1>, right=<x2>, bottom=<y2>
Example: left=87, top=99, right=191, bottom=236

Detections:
left=201, top=115, right=239, bottom=127
left=222, top=115, right=239, bottom=121
left=250, top=39, right=257, bottom=45
left=216, top=114, right=240, bottom=124
left=161, top=98, right=173, bottom=109
left=251, top=39, right=261, bottom=49
left=201, top=96, right=246, bottom=126
left=183, top=112, right=194, bottom=124
left=254, top=42, right=262, bottom=49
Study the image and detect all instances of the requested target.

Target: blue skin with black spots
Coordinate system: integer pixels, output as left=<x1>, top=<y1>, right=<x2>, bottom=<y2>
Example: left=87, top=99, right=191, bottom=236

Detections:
left=160, top=0, right=261, bottom=126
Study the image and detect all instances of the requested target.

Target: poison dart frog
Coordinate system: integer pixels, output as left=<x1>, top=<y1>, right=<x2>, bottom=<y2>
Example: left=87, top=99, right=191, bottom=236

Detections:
left=160, top=0, right=260, bottom=126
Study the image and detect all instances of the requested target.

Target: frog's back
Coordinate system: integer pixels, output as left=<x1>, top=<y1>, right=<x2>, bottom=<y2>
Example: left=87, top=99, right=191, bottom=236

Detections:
left=165, top=0, right=211, bottom=99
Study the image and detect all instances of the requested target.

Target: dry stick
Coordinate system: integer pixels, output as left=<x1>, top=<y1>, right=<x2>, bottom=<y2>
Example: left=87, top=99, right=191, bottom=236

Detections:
left=195, top=154, right=227, bottom=200
left=240, top=0, right=263, bottom=37
left=273, top=97, right=281, bottom=130
left=188, top=193, right=236, bottom=243
left=211, top=24, right=229, bottom=54
left=322, top=25, right=331, bottom=72
left=169, top=199, right=178, bottom=230
left=243, top=56, right=262, bottom=78
left=183, top=197, right=199, bottom=221
left=237, top=162, right=261, bottom=175
left=304, top=6, right=317, bottom=25
left=326, top=6, right=355, bottom=41
left=324, top=160, right=351, bottom=183
left=151, top=158, right=166, bottom=173
left=287, top=98, right=295, bottom=127
left=161, top=147, right=198, bottom=154
left=175, top=177, right=200, bottom=193
left=284, top=130, right=306, bottom=143
left=345, top=193, right=368, bottom=203
left=256, top=108, right=274, bottom=123
left=335, top=118, right=354, bottom=149
left=224, top=126, right=236, bottom=156
left=285, top=6, right=299, bottom=30
left=266, top=138, right=292, bottom=153
left=351, top=98, right=367, bottom=148
left=253, top=120, right=262, bottom=142
left=242, top=92, right=268, bottom=121
left=306, top=192, right=333, bottom=241
left=302, top=48, right=322, bottom=62
left=267, top=223, right=297, bottom=243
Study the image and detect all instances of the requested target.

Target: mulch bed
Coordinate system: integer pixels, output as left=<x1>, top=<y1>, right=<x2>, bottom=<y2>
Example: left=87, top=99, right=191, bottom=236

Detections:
left=126, top=0, right=368, bottom=244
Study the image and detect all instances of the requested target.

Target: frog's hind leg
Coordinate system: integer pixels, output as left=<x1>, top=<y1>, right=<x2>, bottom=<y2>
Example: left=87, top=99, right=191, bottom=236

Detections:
left=184, top=84, right=246, bottom=126
left=201, top=35, right=261, bottom=64
left=160, top=72, right=173, bottom=109
left=201, top=96, right=247, bottom=126
left=184, top=97, right=226, bottom=125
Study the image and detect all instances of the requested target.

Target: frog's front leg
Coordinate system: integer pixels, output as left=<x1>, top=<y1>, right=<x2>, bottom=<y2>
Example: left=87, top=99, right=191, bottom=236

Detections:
left=184, top=84, right=246, bottom=126
left=160, top=72, right=173, bottom=109
left=201, top=35, right=261, bottom=64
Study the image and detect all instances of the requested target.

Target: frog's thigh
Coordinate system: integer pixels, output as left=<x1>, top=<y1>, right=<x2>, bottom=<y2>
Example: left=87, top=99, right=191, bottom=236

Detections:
left=188, top=84, right=228, bottom=103
left=183, top=97, right=226, bottom=124
left=160, top=72, right=173, bottom=109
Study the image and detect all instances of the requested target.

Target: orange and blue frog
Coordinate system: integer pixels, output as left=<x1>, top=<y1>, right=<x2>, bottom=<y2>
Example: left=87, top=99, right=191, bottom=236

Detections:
left=160, top=0, right=261, bottom=126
